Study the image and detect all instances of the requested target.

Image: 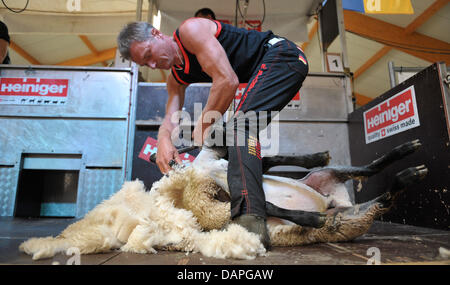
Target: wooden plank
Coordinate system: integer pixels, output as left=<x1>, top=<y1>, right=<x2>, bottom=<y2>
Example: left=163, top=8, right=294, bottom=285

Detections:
left=9, top=41, right=41, bottom=65
left=344, top=10, right=450, bottom=64
left=354, top=92, right=373, bottom=106
left=55, top=47, right=116, bottom=66
left=404, top=0, right=450, bottom=35
left=78, top=35, right=108, bottom=67
left=353, top=0, right=450, bottom=80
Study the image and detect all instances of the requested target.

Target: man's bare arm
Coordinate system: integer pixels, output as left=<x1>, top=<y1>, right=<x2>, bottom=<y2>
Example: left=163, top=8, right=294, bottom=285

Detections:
left=158, top=73, right=187, bottom=141
left=179, top=19, right=239, bottom=144
left=156, top=73, right=187, bottom=173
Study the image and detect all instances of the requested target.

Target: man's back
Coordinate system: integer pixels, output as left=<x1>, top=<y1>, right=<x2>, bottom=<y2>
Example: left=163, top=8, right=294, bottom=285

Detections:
left=172, top=20, right=274, bottom=85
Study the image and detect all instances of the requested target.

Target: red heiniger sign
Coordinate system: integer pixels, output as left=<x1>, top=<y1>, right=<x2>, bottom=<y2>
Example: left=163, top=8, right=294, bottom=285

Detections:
left=139, top=136, right=196, bottom=165
left=0, top=78, right=69, bottom=105
left=364, top=85, right=420, bottom=144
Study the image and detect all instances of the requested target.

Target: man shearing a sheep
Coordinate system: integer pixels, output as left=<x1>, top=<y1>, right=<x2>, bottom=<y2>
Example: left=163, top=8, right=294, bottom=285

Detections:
left=117, top=17, right=308, bottom=249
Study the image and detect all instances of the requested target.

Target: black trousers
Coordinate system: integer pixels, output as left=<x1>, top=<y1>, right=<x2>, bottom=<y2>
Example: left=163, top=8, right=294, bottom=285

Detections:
left=225, top=38, right=309, bottom=219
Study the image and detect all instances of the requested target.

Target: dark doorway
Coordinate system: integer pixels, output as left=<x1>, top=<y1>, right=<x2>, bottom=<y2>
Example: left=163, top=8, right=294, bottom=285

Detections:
left=15, top=170, right=79, bottom=218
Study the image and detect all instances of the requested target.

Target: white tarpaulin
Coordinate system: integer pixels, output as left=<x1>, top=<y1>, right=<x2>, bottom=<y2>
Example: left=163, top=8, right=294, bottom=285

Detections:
left=3, top=0, right=318, bottom=42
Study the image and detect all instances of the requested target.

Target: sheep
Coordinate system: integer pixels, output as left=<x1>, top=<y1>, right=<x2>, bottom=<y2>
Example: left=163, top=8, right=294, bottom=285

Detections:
left=19, top=140, right=427, bottom=260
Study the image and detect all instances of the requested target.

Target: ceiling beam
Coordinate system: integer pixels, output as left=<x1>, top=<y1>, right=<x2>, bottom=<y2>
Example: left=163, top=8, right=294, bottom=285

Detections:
left=55, top=47, right=116, bottom=66
left=78, top=35, right=108, bottom=66
left=404, top=0, right=450, bottom=35
left=301, top=20, right=318, bottom=51
left=353, top=0, right=450, bottom=80
left=9, top=40, right=41, bottom=65
left=344, top=9, right=450, bottom=65
left=354, top=92, right=373, bottom=106
left=5, top=14, right=135, bottom=35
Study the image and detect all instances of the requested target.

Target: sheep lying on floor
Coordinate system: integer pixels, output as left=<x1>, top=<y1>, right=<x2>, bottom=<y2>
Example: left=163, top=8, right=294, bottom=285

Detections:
left=19, top=140, right=427, bottom=260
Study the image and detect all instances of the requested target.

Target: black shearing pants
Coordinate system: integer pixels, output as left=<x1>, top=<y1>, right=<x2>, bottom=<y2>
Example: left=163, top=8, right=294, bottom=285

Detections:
left=225, top=38, right=309, bottom=219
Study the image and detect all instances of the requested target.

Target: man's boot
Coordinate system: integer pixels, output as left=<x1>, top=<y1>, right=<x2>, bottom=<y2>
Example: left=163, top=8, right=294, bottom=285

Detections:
left=232, top=214, right=271, bottom=250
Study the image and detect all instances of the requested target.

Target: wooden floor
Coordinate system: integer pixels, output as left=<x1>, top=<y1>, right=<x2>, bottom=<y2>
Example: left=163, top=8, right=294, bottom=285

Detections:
left=0, top=217, right=448, bottom=265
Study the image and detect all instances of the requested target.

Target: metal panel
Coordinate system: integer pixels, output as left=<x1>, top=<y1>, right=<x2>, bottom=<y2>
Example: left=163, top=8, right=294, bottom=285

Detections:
left=76, top=169, right=123, bottom=217
left=277, top=74, right=350, bottom=121
left=260, top=122, right=351, bottom=165
left=135, top=83, right=210, bottom=123
left=0, top=66, right=131, bottom=118
left=0, top=65, right=136, bottom=217
left=124, top=64, right=140, bottom=180
left=0, top=166, right=18, bottom=216
left=348, top=63, right=449, bottom=230
left=0, top=119, right=127, bottom=167
left=23, top=156, right=82, bottom=170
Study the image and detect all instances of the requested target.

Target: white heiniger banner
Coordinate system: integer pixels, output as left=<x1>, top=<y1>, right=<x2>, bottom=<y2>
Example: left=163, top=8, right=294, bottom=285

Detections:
left=364, top=85, right=420, bottom=144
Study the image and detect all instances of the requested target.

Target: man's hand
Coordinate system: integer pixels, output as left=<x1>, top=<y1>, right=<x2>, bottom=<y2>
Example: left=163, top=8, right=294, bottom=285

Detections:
left=156, top=138, right=182, bottom=174
left=192, top=119, right=209, bottom=146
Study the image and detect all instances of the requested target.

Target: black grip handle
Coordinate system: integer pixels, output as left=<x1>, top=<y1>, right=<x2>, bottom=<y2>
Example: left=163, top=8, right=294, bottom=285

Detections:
left=149, top=145, right=199, bottom=165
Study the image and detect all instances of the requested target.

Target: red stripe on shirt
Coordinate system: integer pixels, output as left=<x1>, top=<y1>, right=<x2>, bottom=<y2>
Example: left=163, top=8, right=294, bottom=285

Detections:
left=171, top=66, right=189, bottom=85
left=173, top=31, right=190, bottom=74
left=213, top=20, right=222, bottom=38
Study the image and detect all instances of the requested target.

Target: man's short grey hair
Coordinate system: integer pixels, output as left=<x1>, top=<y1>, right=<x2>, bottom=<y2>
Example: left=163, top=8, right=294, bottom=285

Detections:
left=117, top=22, right=155, bottom=60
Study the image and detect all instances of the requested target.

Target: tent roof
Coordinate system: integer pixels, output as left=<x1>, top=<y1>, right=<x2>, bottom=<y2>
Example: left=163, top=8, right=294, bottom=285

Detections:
left=2, top=0, right=449, bottom=104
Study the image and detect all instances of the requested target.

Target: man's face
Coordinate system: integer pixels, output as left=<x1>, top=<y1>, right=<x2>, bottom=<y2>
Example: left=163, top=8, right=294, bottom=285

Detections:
left=129, top=30, right=174, bottom=70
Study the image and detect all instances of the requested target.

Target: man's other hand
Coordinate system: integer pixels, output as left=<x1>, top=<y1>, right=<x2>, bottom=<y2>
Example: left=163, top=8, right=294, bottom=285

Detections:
left=156, top=139, right=182, bottom=174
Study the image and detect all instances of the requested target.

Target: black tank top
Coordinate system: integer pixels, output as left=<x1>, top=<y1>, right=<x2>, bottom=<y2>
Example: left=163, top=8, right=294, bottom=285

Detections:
left=0, top=21, right=10, bottom=64
left=171, top=20, right=273, bottom=85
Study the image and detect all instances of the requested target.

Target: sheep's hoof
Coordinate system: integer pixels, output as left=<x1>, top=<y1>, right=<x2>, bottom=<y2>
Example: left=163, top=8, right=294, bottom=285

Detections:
left=392, top=165, right=428, bottom=193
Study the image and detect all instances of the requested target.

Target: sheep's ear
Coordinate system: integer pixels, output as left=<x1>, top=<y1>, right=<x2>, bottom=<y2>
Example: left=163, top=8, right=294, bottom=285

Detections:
left=214, top=189, right=231, bottom=203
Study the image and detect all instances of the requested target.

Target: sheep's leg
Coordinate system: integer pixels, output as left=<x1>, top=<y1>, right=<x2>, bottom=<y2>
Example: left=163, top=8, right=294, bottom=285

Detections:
left=327, top=165, right=428, bottom=218
left=262, top=151, right=330, bottom=173
left=266, top=201, right=326, bottom=228
left=301, top=139, right=422, bottom=192
left=270, top=165, right=428, bottom=246
left=208, top=187, right=327, bottom=228
left=366, top=139, right=422, bottom=172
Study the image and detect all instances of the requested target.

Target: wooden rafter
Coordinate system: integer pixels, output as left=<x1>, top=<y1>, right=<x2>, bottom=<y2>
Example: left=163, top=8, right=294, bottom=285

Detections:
left=301, top=20, right=318, bottom=51
left=354, top=92, right=373, bottom=106
left=9, top=40, right=41, bottom=65
left=354, top=0, right=449, bottom=80
left=56, top=47, right=116, bottom=66
left=344, top=10, right=450, bottom=64
left=403, top=0, right=450, bottom=35
left=78, top=35, right=108, bottom=67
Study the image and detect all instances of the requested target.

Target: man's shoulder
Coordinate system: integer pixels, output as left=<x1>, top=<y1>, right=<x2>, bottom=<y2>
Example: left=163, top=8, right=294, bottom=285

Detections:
left=178, top=18, right=215, bottom=35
